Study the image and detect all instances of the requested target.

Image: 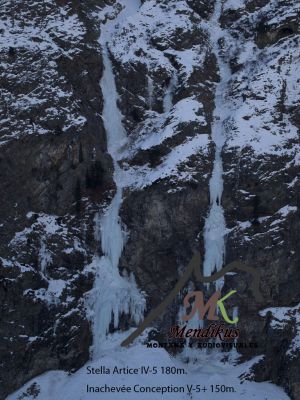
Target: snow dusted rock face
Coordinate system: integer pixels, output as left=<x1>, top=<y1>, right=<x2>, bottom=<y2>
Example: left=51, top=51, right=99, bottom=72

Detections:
left=0, top=0, right=115, bottom=398
left=1, top=0, right=300, bottom=399
left=218, top=0, right=300, bottom=397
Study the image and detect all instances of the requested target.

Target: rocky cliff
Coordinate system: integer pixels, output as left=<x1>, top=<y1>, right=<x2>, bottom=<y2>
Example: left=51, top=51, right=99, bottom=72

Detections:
left=0, top=0, right=299, bottom=399
left=0, top=0, right=114, bottom=396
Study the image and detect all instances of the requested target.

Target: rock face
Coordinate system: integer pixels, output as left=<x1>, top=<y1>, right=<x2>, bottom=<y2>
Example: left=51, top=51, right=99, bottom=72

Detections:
left=0, top=1, right=114, bottom=398
left=219, top=1, right=300, bottom=397
left=0, top=0, right=300, bottom=399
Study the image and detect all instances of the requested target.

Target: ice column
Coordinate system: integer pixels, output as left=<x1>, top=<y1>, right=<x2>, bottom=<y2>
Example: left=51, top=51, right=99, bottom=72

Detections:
left=202, top=0, right=232, bottom=289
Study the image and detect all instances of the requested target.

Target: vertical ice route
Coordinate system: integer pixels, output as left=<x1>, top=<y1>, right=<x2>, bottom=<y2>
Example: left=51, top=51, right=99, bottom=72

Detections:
left=202, top=0, right=232, bottom=288
left=87, top=0, right=145, bottom=360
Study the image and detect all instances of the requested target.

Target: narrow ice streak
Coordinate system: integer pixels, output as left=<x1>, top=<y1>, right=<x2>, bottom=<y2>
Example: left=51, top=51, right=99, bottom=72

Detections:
left=163, top=74, right=178, bottom=113
left=147, top=75, right=154, bottom=110
left=203, top=0, right=232, bottom=282
left=101, top=49, right=127, bottom=161
left=88, top=0, right=145, bottom=360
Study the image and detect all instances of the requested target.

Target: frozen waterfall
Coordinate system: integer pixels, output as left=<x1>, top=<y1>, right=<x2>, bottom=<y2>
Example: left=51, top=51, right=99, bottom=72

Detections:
left=87, top=0, right=145, bottom=360
left=202, top=0, right=232, bottom=287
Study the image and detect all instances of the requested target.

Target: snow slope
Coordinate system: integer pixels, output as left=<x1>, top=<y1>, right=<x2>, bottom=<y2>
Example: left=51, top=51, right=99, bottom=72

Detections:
left=7, top=332, right=290, bottom=400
